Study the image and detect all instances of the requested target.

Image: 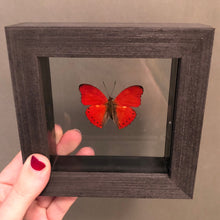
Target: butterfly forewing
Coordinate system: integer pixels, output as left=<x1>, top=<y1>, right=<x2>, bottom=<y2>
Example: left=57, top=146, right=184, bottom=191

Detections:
left=79, top=84, right=108, bottom=105
left=114, top=85, right=143, bottom=107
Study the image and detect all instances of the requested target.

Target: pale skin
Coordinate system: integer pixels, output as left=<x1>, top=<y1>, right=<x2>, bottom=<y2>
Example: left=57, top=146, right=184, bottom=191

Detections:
left=0, top=125, right=94, bottom=220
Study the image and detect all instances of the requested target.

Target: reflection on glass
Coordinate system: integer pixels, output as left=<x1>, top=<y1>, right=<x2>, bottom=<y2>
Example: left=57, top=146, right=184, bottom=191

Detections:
left=50, top=58, right=172, bottom=157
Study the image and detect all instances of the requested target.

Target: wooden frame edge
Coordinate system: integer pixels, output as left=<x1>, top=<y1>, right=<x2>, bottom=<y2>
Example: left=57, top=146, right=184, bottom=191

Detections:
left=5, top=23, right=214, bottom=199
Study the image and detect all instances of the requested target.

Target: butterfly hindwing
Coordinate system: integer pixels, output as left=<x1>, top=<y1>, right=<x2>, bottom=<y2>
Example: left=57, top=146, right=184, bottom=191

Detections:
left=79, top=84, right=108, bottom=105
left=114, top=106, right=136, bottom=129
left=114, top=85, right=143, bottom=107
left=86, top=105, right=108, bottom=128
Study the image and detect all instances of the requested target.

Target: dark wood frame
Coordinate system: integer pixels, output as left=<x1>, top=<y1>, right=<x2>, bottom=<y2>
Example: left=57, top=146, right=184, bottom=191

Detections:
left=5, top=23, right=214, bottom=199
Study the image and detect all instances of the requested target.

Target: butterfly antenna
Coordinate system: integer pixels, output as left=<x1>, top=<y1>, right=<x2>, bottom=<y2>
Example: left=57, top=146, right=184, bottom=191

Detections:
left=110, top=80, right=116, bottom=97
left=103, top=81, right=110, bottom=97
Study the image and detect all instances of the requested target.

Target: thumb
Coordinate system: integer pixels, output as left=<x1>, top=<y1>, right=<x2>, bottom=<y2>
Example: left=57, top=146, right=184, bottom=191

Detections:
left=0, top=154, right=51, bottom=220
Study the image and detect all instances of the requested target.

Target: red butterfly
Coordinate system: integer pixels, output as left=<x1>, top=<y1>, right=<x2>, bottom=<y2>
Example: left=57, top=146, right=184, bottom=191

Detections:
left=79, top=84, right=144, bottom=129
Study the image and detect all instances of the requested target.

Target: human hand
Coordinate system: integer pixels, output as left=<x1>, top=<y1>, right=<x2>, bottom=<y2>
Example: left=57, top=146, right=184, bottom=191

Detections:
left=0, top=125, right=94, bottom=220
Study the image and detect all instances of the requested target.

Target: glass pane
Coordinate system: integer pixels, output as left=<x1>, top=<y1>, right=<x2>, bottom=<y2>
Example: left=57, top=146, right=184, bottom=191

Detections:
left=49, top=58, right=172, bottom=157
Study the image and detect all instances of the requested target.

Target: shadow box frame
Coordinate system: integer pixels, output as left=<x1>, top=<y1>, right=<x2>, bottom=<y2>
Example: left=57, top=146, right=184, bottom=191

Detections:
left=5, top=23, right=214, bottom=199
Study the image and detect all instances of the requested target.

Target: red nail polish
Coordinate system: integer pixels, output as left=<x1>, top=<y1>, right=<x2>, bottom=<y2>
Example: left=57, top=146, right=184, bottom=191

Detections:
left=31, top=156, right=46, bottom=171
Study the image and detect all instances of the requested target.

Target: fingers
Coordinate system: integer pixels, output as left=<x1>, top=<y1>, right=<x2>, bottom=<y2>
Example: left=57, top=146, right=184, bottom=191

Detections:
left=56, top=129, right=82, bottom=155
left=55, top=124, right=63, bottom=144
left=46, top=146, right=95, bottom=219
left=49, top=125, right=64, bottom=155
left=75, top=146, right=95, bottom=156
left=36, top=146, right=95, bottom=210
left=36, top=128, right=82, bottom=208
left=0, top=152, right=23, bottom=185
left=0, top=154, right=51, bottom=220
left=47, top=196, right=77, bottom=220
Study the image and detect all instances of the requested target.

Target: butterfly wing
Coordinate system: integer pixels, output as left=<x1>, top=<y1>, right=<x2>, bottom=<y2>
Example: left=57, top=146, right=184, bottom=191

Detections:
left=79, top=84, right=109, bottom=128
left=79, top=84, right=108, bottom=105
left=114, top=106, right=136, bottom=129
left=113, top=85, right=143, bottom=129
left=114, top=85, right=143, bottom=107
left=86, top=105, right=109, bottom=128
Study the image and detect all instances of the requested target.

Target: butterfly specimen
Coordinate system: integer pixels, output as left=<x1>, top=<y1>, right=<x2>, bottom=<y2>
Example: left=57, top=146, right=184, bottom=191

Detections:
left=79, top=84, right=144, bottom=129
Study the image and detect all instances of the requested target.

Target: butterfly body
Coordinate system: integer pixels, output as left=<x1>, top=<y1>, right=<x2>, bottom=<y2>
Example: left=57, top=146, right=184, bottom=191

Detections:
left=105, top=96, right=114, bottom=120
left=79, top=84, right=143, bottom=129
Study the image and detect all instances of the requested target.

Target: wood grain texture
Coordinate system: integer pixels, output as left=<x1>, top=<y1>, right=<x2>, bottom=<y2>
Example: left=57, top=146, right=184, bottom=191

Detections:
left=43, top=172, right=189, bottom=199
left=170, top=30, right=215, bottom=197
left=5, top=23, right=214, bottom=198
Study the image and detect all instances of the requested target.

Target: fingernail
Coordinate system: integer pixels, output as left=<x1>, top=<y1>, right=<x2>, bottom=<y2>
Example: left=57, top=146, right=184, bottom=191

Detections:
left=74, top=129, right=81, bottom=134
left=31, top=156, right=46, bottom=171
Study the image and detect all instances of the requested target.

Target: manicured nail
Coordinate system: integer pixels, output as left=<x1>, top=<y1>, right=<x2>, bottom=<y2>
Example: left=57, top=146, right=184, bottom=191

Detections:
left=31, top=156, right=46, bottom=171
